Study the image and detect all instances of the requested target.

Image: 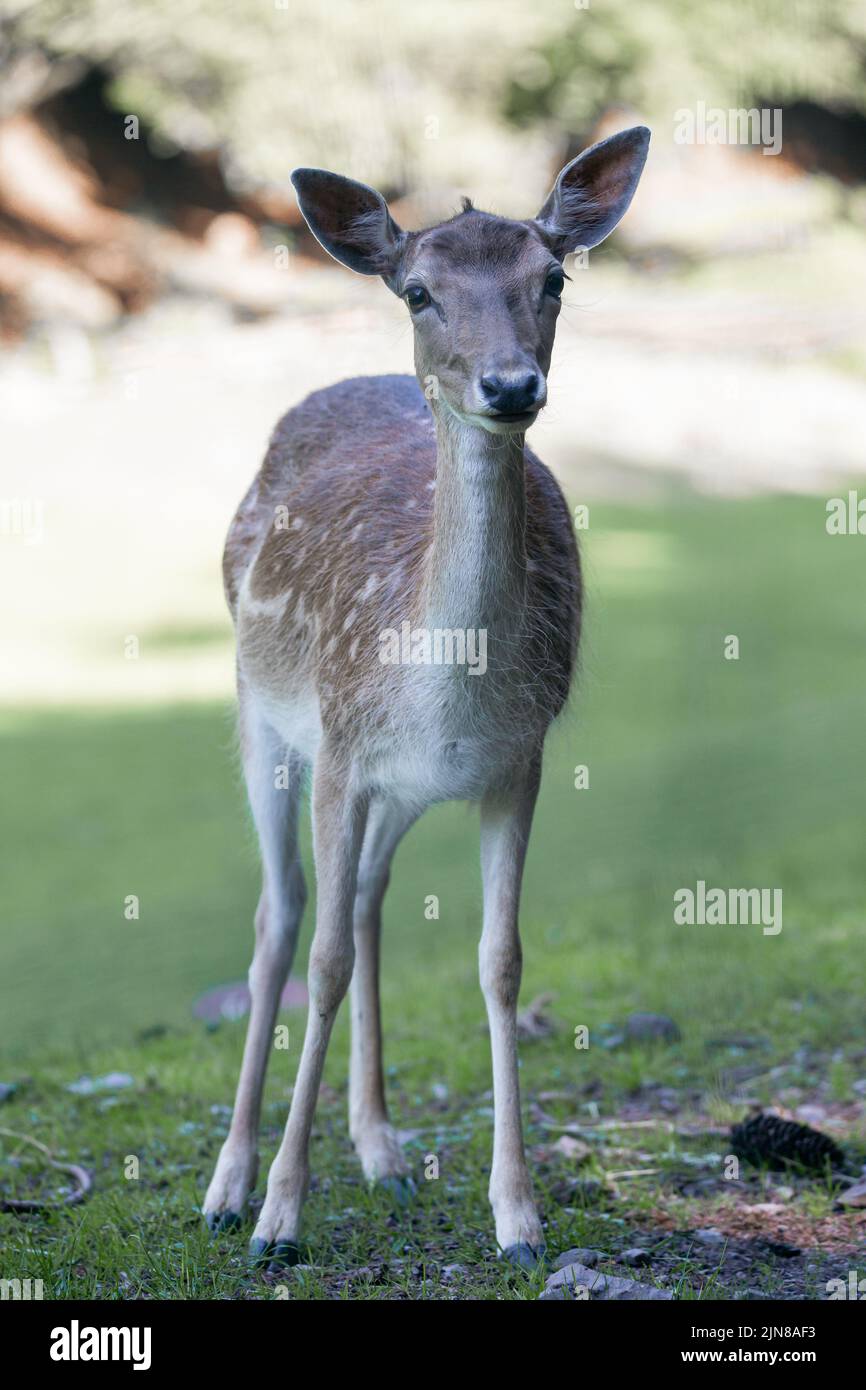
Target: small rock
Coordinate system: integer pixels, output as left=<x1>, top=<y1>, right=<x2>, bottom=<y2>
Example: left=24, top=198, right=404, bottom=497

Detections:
left=836, top=1177, right=866, bottom=1208
left=656, top=1087, right=682, bottom=1113
left=625, top=1013, right=681, bottom=1044
left=66, top=1072, right=134, bottom=1095
left=516, top=992, right=556, bottom=1040
left=551, top=1135, right=592, bottom=1164
left=551, top=1248, right=606, bottom=1271
left=193, top=978, right=307, bottom=1022
left=441, top=1263, right=465, bottom=1283
left=431, top=1082, right=449, bottom=1102
left=544, top=1262, right=671, bottom=1301
left=343, top=1265, right=377, bottom=1282
left=0, top=1083, right=18, bottom=1103
left=795, top=1104, right=826, bottom=1127
left=619, top=1247, right=651, bottom=1268
left=693, top=1228, right=725, bottom=1245
left=100, top=1071, right=135, bottom=1089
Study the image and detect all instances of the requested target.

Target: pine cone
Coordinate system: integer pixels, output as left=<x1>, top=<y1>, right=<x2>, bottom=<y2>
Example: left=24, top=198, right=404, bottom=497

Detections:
left=731, top=1112, right=845, bottom=1172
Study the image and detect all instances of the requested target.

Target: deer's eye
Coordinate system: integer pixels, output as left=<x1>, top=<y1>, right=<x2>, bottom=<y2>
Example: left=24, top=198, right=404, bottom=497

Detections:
left=544, top=268, right=565, bottom=299
left=404, top=285, right=430, bottom=312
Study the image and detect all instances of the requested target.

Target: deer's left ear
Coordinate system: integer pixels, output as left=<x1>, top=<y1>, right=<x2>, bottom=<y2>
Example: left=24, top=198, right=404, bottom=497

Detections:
left=535, top=125, right=650, bottom=256
left=291, top=168, right=405, bottom=283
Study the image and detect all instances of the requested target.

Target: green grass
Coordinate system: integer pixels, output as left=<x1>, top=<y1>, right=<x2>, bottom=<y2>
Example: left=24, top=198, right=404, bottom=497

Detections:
left=2, top=490, right=866, bottom=1299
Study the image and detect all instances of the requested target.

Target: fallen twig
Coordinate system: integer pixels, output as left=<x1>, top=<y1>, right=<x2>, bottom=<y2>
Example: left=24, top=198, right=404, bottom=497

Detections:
left=604, top=1168, right=663, bottom=1181
left=0, top=1127, right=92, bottom=1212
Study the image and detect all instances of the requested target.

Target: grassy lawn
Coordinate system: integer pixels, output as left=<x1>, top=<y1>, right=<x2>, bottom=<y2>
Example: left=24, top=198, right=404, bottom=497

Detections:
left=2, top=491, right=865, bottom=1299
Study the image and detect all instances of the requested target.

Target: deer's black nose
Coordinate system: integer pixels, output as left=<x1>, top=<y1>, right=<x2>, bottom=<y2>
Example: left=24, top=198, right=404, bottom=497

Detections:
left=479, top=369, right=541, bottom=415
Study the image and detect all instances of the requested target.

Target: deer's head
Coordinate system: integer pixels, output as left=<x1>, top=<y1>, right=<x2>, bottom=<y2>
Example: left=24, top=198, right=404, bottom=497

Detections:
left=292, top=127, right=649, bottom=436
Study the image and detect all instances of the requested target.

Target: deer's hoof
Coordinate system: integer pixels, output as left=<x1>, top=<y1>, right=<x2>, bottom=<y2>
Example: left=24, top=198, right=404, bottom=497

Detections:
left=204, top=1209, right=241, bottom=1236
left=249, top=1236, right=301, bottom=1271
left=502, top=1242, right=546, bottom=1270
left=268, top=1240, right=302, bottom=1271
left=377, top=1175, right=416, bottom=1209
left=249, top=1236, right=272, bottom=1268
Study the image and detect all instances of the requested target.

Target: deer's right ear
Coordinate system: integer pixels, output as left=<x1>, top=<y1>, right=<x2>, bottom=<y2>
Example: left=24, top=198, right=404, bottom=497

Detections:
left=291, top=169, right=404, bottom=283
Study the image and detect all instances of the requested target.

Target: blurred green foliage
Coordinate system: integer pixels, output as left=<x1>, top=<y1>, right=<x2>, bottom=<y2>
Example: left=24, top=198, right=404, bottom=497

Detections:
left=1, top=0, right=547, bottom=196
left=503, top=0, right=866, bottom=134
left=5, top=0, right=865, bottom=200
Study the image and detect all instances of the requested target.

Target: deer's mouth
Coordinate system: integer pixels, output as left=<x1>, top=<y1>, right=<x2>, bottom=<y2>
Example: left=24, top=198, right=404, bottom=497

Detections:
left=445, top=399, right=543, bottom=434
left=487, top=410, right=538, bottom=425
left=473, top=407, right=541, bottom=433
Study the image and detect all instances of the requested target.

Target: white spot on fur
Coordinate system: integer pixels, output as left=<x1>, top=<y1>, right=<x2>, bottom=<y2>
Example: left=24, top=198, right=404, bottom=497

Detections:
left=239, top=573, right=292, bottom=619
left=360, top=574, right=380, bottom=600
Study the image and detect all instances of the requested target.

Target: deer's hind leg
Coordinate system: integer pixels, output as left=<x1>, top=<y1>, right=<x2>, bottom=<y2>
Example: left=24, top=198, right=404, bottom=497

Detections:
left=203, top=691, right=307, bottom=1233
left=349, top=798, right=419, bottom=1198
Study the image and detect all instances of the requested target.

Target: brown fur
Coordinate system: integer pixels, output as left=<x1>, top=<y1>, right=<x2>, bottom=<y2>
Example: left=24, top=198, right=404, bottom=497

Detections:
left=225, top=374, right=580, bottom=749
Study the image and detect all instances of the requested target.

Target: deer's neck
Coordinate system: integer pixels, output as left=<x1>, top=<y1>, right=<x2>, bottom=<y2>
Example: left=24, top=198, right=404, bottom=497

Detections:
left=420, top=409, right=528, bottom=635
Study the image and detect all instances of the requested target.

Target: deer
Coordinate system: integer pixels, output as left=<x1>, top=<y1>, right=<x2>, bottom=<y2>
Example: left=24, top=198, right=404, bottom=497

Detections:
left=203, top=126, right=650, bottom=1271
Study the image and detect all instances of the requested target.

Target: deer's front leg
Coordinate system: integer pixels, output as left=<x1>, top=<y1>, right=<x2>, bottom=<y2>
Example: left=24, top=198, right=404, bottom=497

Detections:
left=204, top=704, right=306, bottom=1234
left=250, top=741, right=367, bottom=1270
left=479, top=754, right=544, bottom=1268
